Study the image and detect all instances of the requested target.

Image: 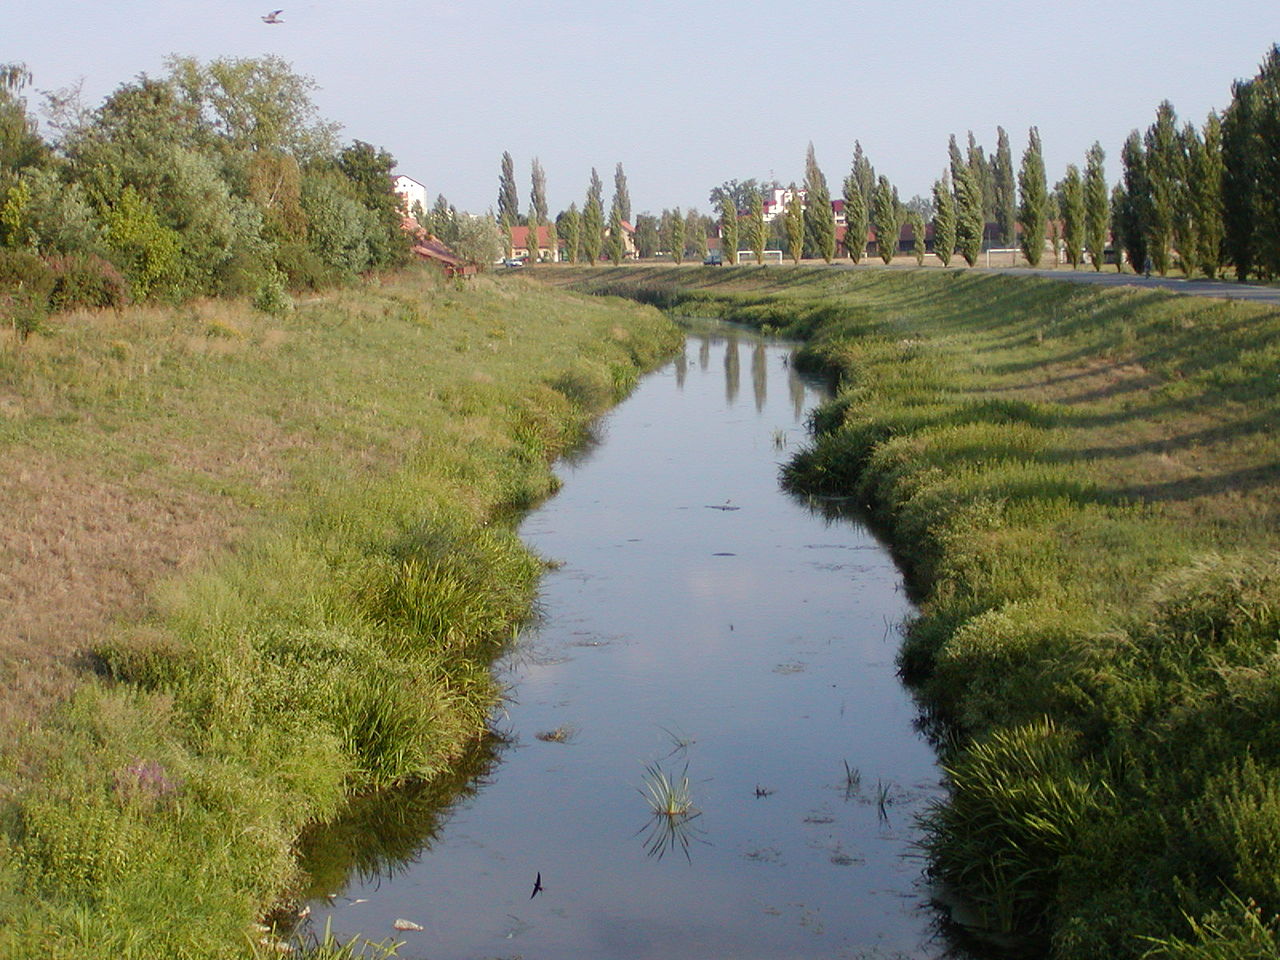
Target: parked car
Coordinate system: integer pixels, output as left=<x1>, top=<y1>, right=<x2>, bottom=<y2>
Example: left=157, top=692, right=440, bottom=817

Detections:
left=502, top=258, right=525, bottom=268
left=703, top=252, right=722, bottom=266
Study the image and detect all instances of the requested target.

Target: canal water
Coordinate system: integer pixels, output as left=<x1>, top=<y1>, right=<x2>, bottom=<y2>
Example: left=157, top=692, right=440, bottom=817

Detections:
left=303, top=323, right=949, bottom=959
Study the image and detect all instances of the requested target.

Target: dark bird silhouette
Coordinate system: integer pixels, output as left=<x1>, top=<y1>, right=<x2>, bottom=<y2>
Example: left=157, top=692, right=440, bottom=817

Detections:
left=261, top=9, right=284, bottom=23
left=530, top=871, right=543, bottom=899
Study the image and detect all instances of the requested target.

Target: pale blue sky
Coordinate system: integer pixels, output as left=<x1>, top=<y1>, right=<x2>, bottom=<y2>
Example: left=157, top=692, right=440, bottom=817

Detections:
left=5, top=1, right=1276, bottom=217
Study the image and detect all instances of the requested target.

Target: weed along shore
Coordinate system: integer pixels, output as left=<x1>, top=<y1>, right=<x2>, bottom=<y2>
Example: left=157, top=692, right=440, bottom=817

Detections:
left=553, top=264, right=1280, bottom=959
left=0, top=268, right=680, bottom=958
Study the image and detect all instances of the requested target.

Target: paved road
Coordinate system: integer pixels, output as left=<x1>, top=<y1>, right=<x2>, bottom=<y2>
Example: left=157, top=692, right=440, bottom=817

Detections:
left=978, top=266, right=1280, bottom=304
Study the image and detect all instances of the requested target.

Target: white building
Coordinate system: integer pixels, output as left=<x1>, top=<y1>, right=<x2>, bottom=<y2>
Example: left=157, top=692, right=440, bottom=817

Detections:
left=392, top=174, right=430, bottom=217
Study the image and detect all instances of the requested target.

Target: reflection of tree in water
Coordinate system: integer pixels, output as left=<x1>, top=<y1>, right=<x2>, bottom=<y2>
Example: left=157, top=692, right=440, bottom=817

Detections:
left=789, top=364, right=807, bottom=422
left=674, top=348, right=687, bottom=389
left=698, top=335, right=710, bottom=371
left=296, top=733, right=505, bottom=898
left=723, top=336, right=740, bottom=404
left=752, top=342, right=768, bottom=413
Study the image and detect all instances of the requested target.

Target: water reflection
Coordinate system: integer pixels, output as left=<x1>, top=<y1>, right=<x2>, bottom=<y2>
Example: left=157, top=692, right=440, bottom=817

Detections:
left=723, top=335, right=739, bottom=404
left=637, top=809, right=708, bottom=862
left=752, top=341, right=768, bottom=412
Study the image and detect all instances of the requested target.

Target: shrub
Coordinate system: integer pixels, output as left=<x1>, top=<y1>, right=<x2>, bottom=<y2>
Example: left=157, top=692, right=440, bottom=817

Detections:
left=46, top=254, right=130, bottom=311
left=0, top=248, right=54, bottom=338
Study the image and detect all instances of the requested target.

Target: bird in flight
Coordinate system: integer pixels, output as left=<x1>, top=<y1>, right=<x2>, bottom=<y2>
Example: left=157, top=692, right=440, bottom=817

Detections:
left=261, top=9, right=284, bottom=23
left=530, top=872, right=543, bottom=899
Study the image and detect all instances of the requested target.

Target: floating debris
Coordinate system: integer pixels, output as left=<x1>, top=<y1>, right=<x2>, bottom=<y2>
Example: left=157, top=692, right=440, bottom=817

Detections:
left=392, top=918, right=424, bottom=932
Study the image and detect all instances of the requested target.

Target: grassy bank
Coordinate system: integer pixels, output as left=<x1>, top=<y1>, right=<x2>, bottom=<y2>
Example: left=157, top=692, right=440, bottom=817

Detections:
left=554, top=264, right=1280, bottom=959
left=0, top=266, right=680, bottom=958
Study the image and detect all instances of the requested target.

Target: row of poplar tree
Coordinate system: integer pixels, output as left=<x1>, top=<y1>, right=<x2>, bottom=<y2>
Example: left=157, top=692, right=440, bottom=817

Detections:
left=476, top=44, right=1280, bottom=280
left=0, top=55, right=417, bottom=328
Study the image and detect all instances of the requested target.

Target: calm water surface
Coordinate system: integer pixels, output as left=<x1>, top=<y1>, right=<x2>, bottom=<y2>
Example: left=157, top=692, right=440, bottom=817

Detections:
left=304, top=324, right=949, bottom=959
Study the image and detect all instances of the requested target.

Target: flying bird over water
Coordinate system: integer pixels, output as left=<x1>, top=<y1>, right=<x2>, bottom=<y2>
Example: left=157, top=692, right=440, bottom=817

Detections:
left=261, top=9, right=284, bottom=23
left=530, top=871, right=543, bottom=898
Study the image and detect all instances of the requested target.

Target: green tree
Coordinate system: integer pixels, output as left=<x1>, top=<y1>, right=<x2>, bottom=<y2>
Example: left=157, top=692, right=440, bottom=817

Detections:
left=785, top=183, right=804, bottom=264
left=498, top=150, right=519, bottom=227
left=932, top=172, right=957, bottom=267
left=581, top=169, right=603, bottom=264
left=669, top=206, right=685, bottom=264
left=1192, top=111, right=1226, bottom=278
left=634, top=213, right=659, bottom=258
left=873, top=175, right=900, bottom=264
left=336, top=139, right=410, bottom=268
left=1060, top=164, right=1085, bottom=268
left=842, top=166, right=868, bottom=263
left=450, top=212, right=503, bottom=267
left=851, top=141, right=876, bottom=211
left=802, top=143, right=835, bottom=262
left=0, top=63, right=48, bottom=181
left=686, top=208, right=708, bottom=261
left=1018, top=126, right=1048, bottom=266
left=526, top=205, right=540, bottom=264
left=1176, top=123, right=1204, bottom=276
left=968, top=131, right=994, bottom=220
left=607, top=203, right=624, bottom=264
left=530, top=157, right=548, bottom=225
left=559, top=203, right=581, bottom=264
left=1109, top=183, right=1129, bottom=272
left=1083, top=143, right=1109, bottom=271
left=955, top=162, right=985, bottom=267
left=101, top=185, right=185, bottom=300
left=992, top=126, right=1016, bottom=247
left=613, top=162, right=631, bottom=224
left=909, top=210, right=927, bottom=265
left=719, top=193, right=739, bottom=265
left=1119, top=130, right=1152, bottom=272
left=1144, top=100, right=1181, bottom=275
left=744, top=186, right=766, bottom=264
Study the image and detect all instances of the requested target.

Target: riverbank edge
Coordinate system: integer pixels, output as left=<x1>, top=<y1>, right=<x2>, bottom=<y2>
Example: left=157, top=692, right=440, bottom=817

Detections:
left=550, top=264, right=1280, bottom=959
left=0, top=270, right=683, bottom=959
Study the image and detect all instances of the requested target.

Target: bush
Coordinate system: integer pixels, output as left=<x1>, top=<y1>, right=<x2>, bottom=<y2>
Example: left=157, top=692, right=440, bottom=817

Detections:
left=0, top=248, right=54, bottom=338
left=47, top=254, right=130, bottom=311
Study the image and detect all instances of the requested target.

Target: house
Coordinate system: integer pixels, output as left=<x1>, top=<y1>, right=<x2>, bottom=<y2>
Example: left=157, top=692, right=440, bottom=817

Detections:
left=509, top=224, right=562, bottom=263
left=762, top=186, right=805, bottom=223
left=401, top=216, right=476, bottom=278
left=604, top=220, right=638, bottom=259
left=392, top=175, right=430, bottom=217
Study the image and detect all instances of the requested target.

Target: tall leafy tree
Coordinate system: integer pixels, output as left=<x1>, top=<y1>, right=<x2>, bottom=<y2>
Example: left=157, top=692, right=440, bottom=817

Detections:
left=1144, top=100, right=1181, bottom=275
left=634, top=213, right=659, bottom=258
left=686, top=208, right=708, bottom=260
left=0, top=63, right=48, bottom=181
left=909, top=210, right=927, bottom=265
left=613, top=162, right=631, bottom=224
left=1060, top=163, right=1085, bottom=268
left=1191, top=112, right=1226, bottom=278
left=1083, top=143, right=1109, bottom=271
left=719, top=193, right=738, bottom=265
left=1018, top=126, right=1048, bottom=266
left=559, top=203, right=581, bottom=263
left=607, top=203, right=624, bottom=264
left=530, top=157, right=548, bottom=225
left=1119, top=130, right=1152, bottom=272
left=873, top=175, right=899, bottom=264
left=498, top=150, right=519, bottom=227
left=802, top=143, right=834, bottom=263
left=785, top=182, right=804, bottom=264
left=932, top=171, right=957, bottom=267
left=851, top=141, right=876, bottom=210
left=669, top=206, right=685, bottom=264
left=581, top=168, right=603, bottom=264
left=992, top=126, right=1016, bottom=247
left=745, top=185, right=766, bottom=264
left=1175, top=123, right=1203, bottom=277
left=1221, top=75, right=1259, bottom=280
left=967, top=131, right=994, bottom=220
left=842, top=166, right=868, bottom=263
left=955, top=162, right=984, bottom=266
left=1110, top=183, right=1129, bottom=272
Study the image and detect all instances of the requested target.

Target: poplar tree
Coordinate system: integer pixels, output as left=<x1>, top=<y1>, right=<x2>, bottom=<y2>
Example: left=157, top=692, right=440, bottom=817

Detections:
left=1144, top=100, right=1180, bottom=275
left=851, top=140, right=876, bottom=208
left=802, top=143, right=835, bottom=263
left=530, top=157, right=548, bottom=225
left=993, top=126, right=1017, bottom=247
left=545, top=216, right=559, bottom=263
left=1061, top=164, right=1085, bottom=268
left=560, top=203, right=580, bottom=263
left=670, top=206, right=685, bottom=264
left=909, top=210, right=927, bottom=265
left=1222, top=77, right=1259, bottom=280
left=932, top=171, right=956, bottom=267
left=873, top=175, right=899, bottom=264
left=785, top=182, right=804, bottom=263
left=842, top=167, right=868, bottom=263
left=526, top=205, right=539, bottom=263
left=967, top=131, right=995, bottom=220
left=746, top=186, right=766, bottom=264
left=581, top=168, right=603, bottom=265
left=1192, top=111, right=1226, bottom=277
left=1110, top=183, right=1128, bottom=272
left=1120, top=131, right=1152, bottom=273
left=719, top=193, right=738, bottom=264
left=607, top=203, right=624, bottom=264
left=955, top=162, right=984, bottom=266
left=1017, top=126, right=1048, bottom=266
left=498, top=150, right=519, bottom=226
left=1083, top=142, right=1109, bottom=271
left=613, top=162, right=631, bottom=224
left=687, top=208, right=708, bottom=260
left=1176, top=123, right=1204, bottom=277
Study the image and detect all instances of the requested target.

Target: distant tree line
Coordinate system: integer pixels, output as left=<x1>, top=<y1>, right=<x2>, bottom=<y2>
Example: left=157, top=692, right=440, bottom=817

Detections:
left=0, top=55, right=420, bottom=334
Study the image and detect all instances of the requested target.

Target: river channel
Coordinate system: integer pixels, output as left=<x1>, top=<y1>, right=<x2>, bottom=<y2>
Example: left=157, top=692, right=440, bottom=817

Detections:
left=302, top=322, right=950, bottom=959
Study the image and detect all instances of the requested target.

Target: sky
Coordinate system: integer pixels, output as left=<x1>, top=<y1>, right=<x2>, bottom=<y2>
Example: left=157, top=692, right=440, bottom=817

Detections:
left=5, top=1, right=1277, bottom=217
